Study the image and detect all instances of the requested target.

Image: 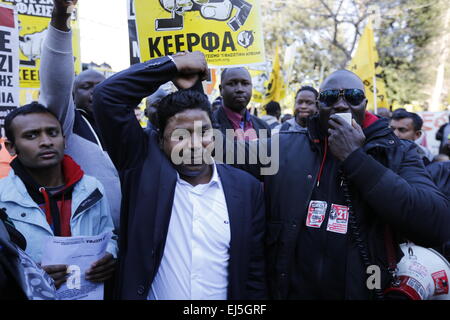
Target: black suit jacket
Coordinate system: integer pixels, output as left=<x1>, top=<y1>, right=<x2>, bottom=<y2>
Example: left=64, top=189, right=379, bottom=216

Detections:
left=92, top=56, right=267, bottom=300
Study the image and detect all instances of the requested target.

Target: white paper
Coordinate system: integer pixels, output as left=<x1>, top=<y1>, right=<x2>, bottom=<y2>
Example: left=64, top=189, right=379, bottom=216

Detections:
left=41, top=232, right=111, bottom=300
left=335, top=113, right=352, bottom=125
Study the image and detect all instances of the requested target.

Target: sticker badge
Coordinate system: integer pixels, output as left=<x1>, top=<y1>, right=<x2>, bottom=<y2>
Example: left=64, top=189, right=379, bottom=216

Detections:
left=326, top=204, right=349, bottom=234
left=306, top=200, right=327, bottom=228
left=432, top=270, right=449, bottom=295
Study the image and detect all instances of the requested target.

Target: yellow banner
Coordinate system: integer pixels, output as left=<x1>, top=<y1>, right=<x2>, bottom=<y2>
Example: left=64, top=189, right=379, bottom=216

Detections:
left=249, top=68, right=268, bottom=103
left=347, top=20, right=389, bottom=111
left=135, top=0, right=265, bottom=67
left=249, top=44, right=286, bottom=105
left=264, top=44, right=285, bottom=103
left=0, top=0, right=81, bottom=91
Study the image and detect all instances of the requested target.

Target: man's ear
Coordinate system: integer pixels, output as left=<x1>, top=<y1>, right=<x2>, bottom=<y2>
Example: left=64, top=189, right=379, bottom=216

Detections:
left=415, top=130, right=422, bottom=140
left=4, top=139, right=16, bottom=156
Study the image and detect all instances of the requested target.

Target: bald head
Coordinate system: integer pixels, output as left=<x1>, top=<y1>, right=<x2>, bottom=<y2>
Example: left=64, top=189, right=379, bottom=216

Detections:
left=73, top=69, right=106, bottom=113
left=320, top=70, right=365, bottom=92
left=74, top=69, right=105, bottom=86
left=317, top=69, right=368, bottom=130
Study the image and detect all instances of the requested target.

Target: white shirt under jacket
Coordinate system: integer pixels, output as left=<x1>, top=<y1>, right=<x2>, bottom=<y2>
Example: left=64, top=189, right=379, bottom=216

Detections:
left=148, top=163, right=231, bottom=300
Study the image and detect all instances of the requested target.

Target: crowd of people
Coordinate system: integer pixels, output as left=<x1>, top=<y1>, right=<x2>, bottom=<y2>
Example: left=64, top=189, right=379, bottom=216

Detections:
left=0, top=0, right=449, bottom=301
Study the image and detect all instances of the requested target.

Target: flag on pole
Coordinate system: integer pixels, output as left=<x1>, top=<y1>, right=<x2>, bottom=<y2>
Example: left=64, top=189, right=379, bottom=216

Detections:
left=347, top=20, right=389, bottom=112
left=264, top=43, right=286, bottom=104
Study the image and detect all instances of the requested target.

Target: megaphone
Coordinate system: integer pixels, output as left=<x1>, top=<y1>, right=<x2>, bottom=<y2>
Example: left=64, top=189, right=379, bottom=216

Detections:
left=385, top=243, right=450, bottom=300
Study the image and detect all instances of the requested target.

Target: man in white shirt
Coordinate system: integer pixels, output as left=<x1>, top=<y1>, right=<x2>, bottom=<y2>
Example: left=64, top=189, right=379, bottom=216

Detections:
left=92, top=51, right=267, bottom=300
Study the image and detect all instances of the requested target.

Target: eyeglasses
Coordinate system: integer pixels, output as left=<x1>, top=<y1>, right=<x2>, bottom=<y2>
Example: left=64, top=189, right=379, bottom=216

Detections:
left=318, top=89, right=366, bottom=107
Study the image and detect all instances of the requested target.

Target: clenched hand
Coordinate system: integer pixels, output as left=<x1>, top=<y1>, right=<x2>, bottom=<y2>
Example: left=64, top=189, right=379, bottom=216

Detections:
left=328, top=115, right=365, bottom=162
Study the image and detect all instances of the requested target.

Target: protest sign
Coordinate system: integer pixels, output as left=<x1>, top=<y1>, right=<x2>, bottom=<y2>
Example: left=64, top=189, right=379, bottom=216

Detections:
left=135, top=0, right=265, bottom=67
left=0, top=2, right=19, bottom=130
left=0, top=0, right=81, bottom=88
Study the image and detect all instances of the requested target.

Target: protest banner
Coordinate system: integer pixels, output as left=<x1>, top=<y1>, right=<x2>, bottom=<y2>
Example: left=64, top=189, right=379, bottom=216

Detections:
left=127, top=0, right=140, bottom=65
left=348, top=20, right=389, bottom=113
left=249, top=68, right=269, bottom=103
left=0, top=2, right=19, bottom=131
left=418, top=111, right=450, bottom=155
left=135, top=0, right=265, bottom=67
left=0, top=0, right=81, bottom=89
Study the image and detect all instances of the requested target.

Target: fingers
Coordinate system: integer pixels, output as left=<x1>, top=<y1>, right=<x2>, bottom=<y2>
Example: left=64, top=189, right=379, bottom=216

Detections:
left=86, top=267, right=115, bottom=282
left=91, top=253, right=113, bottom=268
left=87, top=259, right=116, bottom=275
left=351, top=119, right=364, bottom=133
left=53, top=0, right=77, bottom=11
left=86, top=254, right=116, bottom=282
left=42, top=264, right=68, bottom=274
left=42, top=265, right=69, bottom=289
left=172, top=51, right=208, bottom=75
left=54, top=278, right=67, bottom=289
left=86, top=259, right=116, bottom=282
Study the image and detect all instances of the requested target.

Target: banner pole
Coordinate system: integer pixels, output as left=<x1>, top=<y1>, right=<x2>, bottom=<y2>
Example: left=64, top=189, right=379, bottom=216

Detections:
left=373, top=74, right=377, bottom=114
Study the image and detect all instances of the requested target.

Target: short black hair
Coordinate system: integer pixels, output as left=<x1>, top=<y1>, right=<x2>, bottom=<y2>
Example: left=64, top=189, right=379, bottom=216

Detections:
left=295, top=85, right=319, bottom=100
left=157, top=90, right=212, bottom=134
left=4, top=101, right=61, bottom=144
left=391, top=110, right=423, bottom=131
left=220, top=67, right=248, bottom=83
left=264, top=101, right=281, bottom=116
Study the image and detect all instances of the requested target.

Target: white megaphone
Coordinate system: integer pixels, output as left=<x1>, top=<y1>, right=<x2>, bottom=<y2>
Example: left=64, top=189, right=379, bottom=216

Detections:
left=385, top=243, right=450, bottom=300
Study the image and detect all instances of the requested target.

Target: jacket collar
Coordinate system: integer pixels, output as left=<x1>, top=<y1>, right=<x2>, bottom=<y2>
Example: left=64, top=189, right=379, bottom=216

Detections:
left=0, top=156, right=87, bottom=209
left=216, top=163, right=244, bottom=298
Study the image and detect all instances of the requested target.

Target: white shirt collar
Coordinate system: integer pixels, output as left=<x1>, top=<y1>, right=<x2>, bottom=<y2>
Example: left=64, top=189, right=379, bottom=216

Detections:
left=176, top=162, right=220, bottom=189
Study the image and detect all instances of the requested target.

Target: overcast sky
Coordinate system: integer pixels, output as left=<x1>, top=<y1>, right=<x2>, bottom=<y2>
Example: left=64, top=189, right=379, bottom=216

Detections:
left=78, top=0, right=130, bottom=71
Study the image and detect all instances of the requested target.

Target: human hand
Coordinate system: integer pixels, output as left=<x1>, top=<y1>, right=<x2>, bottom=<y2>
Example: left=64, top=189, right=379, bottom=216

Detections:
left=85, top=253, right=116, bottom=283
left=328, top=115, right=365, bottom=162
left=51, top=0, right=78, bottom=31
left=42, top=264, right=68, bottom=289
left=172, top=51, right=208, bottom=89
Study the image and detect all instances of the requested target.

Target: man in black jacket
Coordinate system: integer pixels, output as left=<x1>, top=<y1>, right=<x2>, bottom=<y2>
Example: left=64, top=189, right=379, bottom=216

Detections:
left=237, top=69, right=450, bottom=299
left=427, top=161, right=450, bottom=199
left=214, top=67, right=271, bottom=140
left=92, top=52, right=267, bottom=300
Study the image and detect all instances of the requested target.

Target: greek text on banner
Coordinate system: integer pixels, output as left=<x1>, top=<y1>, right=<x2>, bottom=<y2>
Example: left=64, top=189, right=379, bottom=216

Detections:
left=135, top=0, right=266, bottom=67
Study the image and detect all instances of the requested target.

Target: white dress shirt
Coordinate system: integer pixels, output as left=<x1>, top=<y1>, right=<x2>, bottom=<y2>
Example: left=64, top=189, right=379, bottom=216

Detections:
left=148, top=163, right=231, bottom=300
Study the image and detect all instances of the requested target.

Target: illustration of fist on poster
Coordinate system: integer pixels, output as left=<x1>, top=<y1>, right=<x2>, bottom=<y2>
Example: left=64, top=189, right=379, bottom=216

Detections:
left=0, top=0, right=81, bottom=90
left=135, top=0, right=266, bottom=67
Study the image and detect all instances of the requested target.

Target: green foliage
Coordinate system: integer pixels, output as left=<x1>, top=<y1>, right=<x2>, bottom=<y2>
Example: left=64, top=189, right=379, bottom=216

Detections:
left=377, top=0, right=444, bottom=106
left=261, top=0, right=449, bottom=109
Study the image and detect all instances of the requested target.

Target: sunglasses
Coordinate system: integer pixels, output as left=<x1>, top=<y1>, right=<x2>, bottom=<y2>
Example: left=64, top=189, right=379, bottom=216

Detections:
left=318, top=89, right=366, bottom=107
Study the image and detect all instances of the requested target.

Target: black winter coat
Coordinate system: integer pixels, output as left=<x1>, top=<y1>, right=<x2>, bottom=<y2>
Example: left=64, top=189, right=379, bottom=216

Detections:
left=236, top=114, right=450, bottom=299
left=92, top=56, right=267, bottom=300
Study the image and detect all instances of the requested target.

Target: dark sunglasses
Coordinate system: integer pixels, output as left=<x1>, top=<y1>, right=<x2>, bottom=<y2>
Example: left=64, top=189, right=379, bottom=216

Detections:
left=318, top=89, right=366, bottom=107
